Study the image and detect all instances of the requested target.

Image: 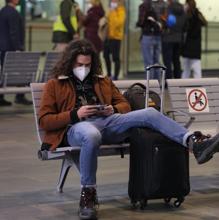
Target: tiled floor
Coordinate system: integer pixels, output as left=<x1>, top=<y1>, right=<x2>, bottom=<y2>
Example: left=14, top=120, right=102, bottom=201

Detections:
left=0, top=98, right=219, bottom=220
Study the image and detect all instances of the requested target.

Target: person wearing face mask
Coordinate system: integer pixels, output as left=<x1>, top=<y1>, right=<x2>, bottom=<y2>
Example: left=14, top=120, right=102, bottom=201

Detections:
left=181, top=0, right=207, bottom=78
left=103, top=0, right=126, bottom=80
left=39, top=39, right=219, bottom=220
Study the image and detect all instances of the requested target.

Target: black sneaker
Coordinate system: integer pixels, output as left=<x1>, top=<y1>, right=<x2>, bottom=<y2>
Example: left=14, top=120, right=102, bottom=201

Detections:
left=192, top=131, right=219, bottom=164
left=79, top=187, right=98, bottom=220
left=14, top=97, right=32, bottom=105
left=0, top=98, right=12, bottom=106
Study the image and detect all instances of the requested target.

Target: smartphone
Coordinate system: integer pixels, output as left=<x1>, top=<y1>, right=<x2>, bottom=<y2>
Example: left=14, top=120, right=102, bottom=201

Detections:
left=89, top=104, right=107, bottom=111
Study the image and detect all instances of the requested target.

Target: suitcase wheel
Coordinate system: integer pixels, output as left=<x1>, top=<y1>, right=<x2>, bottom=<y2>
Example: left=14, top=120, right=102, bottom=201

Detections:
left=130, top=199, right=148, bottom=210
left=173, top=197, right=184, bottom=208
left=164, top=197, right=171, bottom=204
left=140, top=199, right=148, bottom=210
left=131, top=201, right=138, bottom=209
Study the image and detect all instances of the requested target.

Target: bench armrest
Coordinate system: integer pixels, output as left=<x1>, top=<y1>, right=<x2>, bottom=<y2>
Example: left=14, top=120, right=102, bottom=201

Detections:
left=38, top=143, right=130, bottom=161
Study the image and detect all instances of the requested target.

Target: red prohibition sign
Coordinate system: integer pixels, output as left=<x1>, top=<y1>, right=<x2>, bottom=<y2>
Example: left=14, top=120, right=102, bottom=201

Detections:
left=188, top=89, right=208, bottom=112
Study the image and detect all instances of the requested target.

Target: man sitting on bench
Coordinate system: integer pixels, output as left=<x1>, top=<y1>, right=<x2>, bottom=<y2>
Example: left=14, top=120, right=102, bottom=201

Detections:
left=38, top=39, right=219, bottom=220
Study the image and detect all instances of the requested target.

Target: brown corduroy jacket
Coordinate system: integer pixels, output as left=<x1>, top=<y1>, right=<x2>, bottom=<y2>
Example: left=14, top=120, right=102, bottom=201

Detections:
left=38, top=75, right=131, bottom=150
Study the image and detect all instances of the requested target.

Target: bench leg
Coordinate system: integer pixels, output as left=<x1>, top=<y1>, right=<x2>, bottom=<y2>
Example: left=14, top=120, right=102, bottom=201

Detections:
left=56, top=152, right=80, bottom=193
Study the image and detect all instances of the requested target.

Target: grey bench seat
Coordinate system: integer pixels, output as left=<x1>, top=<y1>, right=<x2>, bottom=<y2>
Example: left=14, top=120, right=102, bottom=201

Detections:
left=0, top=52, right=41, bottom=94
left=167, top=78, right=219, bottom=135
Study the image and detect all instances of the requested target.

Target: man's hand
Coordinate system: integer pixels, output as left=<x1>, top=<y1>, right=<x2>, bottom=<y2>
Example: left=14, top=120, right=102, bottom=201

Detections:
left=97, top=105, right=114, bottom=116
left=77, top=105, right=98, bottom=119
left=77, top=105, right=114, bottom=119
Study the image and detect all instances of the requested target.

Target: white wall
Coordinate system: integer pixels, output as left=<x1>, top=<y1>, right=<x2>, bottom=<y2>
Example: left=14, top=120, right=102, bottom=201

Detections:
left=179, top=0, right=219, bottom=22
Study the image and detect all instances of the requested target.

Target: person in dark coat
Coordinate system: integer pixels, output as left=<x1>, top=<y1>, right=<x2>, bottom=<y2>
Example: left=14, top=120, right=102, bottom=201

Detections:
left=82, top=0, right=105, bottom=54
left=0, top=0, right=32, bottom=106
left=181, top=0, right=207, bottom=78
left=161, top=0, right=186, bottom=79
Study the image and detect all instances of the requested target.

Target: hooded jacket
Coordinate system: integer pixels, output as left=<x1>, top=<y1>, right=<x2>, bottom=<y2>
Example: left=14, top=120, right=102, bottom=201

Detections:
left=38, top=75, right=131, bottom=150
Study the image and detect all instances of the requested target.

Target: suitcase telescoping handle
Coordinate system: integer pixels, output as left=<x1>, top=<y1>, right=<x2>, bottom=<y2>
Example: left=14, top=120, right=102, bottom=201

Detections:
left=145, top=64, right=166, bottom=113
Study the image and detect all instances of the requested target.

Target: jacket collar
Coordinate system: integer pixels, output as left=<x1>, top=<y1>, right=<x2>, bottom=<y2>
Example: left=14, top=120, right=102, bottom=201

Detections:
left=57, top=74, right=105, bottom=80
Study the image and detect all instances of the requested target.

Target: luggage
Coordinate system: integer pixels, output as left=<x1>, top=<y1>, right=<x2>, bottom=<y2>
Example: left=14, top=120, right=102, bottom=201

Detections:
left=128, top=64, right=190, bottom=208
left=128, top=128, right=190, bottom=208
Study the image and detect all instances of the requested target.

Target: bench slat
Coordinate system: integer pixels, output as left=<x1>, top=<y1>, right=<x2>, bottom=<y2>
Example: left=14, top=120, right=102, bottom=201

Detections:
left=167, top=78, right=219, bottom=86
left=170, top=100, right=219, bottom=108
left=169, top=92, right=219, bottom=101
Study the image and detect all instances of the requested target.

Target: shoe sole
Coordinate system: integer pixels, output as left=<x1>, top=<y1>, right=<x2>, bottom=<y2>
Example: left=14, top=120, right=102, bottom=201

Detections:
left=79, top=214, right=97, bottom=220
left=197, top=133, right=219, bottom=164
left=79, top=210, right=97, bottom=220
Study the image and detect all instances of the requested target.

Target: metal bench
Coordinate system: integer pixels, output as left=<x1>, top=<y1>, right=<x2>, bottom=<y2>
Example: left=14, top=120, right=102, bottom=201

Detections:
left=0, top=52, right=41, bottom=94
left=167, top=78, right=219, bottom=135
left=30, top=79, right=160, bottom=192
left=40, top=52, right=62, bottom=82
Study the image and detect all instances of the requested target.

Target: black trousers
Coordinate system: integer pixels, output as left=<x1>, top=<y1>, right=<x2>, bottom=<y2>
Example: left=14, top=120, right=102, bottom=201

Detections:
left=103, top=39, right=121, bottom=80
left=162, top=42, right=182, bottom=79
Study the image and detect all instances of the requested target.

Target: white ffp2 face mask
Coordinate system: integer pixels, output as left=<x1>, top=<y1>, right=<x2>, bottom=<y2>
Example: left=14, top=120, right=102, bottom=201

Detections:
left=73, top=66, right=90, bottom=81
left=110, top=2, right=118, bottom=9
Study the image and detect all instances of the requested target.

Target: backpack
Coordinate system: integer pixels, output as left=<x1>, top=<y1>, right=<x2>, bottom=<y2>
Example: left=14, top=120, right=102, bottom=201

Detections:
left=123, top=83, right=161, bottom=111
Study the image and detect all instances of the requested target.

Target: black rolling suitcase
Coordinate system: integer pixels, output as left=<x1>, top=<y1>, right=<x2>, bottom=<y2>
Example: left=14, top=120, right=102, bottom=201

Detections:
left=128, top=64, right=190, bottom=208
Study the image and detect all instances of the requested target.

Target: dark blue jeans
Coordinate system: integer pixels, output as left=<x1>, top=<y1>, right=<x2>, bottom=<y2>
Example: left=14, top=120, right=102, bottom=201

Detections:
left=141, top=35, right=161, bottom=79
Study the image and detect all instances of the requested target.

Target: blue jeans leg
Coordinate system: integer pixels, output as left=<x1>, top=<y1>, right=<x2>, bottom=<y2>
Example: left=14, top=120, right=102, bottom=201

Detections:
left=141, top=36, right=153, bottom=73
left=67, top=121, right=102, bottom=186
left=101, top=108, right=189, bottom=146
left=67, top=108, right=190, bottom=186
left=141, top=35, right=161, bottom=80
left=153, top=36, right=161, bottom=79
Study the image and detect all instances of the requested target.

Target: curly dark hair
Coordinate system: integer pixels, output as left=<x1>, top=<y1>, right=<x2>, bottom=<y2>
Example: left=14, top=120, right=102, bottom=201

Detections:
left=51, top=39, right=103, bottom=78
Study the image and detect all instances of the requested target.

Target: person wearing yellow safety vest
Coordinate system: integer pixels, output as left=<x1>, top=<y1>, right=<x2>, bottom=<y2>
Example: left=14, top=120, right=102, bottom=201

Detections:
left=103, top=0, right=126, bottom=80
left=52, top=0, right=82, bottom=52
